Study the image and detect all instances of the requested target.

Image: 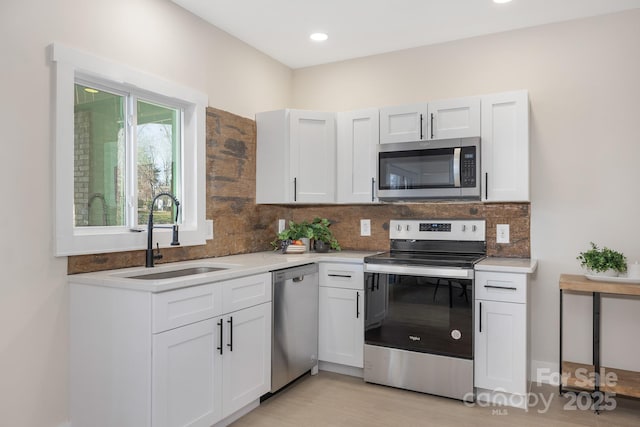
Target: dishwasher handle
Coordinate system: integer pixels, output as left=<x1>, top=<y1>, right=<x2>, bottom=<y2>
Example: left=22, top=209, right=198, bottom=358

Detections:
left=273, top=263, right=318, bottom=283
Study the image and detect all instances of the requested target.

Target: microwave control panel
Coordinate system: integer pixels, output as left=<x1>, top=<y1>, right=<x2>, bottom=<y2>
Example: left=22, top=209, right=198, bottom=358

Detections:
left=461, top=146, right=476, bottom=188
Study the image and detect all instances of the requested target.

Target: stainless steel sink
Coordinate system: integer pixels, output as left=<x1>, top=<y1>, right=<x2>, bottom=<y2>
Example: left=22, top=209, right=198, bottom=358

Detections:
left=125, top=266, right=228, bottom=280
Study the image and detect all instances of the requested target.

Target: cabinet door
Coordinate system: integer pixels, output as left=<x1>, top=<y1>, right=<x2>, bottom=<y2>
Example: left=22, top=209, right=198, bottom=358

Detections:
left=427, top=97, right=480, bottom=139
left=222, top=302, right=272, bottom=417
left=475, top=300, right=527, bottom=395
left=152, top=319, right=223, bottom=427
left=481, top=91, right=530, bottom=201
left=256, top=109, right=290, bottom=204
left=319, top=287, right=364, bottom=368
left=336, top=109, right=379, bottom=203
left=379, top=103, right=428, bottom=144
left=290, top=110, right=336, bottom=203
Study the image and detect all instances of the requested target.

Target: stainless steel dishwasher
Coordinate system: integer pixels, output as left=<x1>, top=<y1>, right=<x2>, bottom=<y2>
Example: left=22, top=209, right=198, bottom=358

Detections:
left=271, top=263, right=319, bottom=393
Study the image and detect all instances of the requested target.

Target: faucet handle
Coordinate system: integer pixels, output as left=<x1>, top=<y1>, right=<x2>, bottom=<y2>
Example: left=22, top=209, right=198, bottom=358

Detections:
left=171, top=225, right=180, bottom=246
left=154, top=243, right=163, bottom=261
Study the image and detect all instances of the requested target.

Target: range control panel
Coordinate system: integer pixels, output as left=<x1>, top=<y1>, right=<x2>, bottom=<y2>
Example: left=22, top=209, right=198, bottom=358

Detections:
left=390, top=219, right=486, bottom=241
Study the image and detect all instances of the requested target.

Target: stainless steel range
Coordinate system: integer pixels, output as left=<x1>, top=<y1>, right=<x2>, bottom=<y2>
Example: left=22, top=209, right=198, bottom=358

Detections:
left=363, top=219, right=486, bottom=401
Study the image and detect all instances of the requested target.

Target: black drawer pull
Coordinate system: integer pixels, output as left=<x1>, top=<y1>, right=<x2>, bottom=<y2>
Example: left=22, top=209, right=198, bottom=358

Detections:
left=227, top=316, right=233, bottom=352
left=217, top=319, right=223, bottom=355
left=484, top=285, right=518, bottom=291
left=328, top=274, right=352, bottom=279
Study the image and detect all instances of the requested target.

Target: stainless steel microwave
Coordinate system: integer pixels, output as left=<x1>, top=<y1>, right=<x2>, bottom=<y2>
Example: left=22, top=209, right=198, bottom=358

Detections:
left=377, top=137, right=480, bottom=200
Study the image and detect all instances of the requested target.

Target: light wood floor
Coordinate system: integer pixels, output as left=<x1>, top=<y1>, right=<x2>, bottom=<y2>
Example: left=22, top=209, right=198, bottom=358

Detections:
left=231, top=371, right=640, bottom=426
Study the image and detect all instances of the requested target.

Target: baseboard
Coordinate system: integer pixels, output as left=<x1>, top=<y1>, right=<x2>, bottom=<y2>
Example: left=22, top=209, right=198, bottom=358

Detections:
left=475, top=387, right=528, bottom=410
left=531, top=359, right=560, bottom=386
left=318, top=361, right=364, bottom=378
left=214, top=399, right=259, bottom=427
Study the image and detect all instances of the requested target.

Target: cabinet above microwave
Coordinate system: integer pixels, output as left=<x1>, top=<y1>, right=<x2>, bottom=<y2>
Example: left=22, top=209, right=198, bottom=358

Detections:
left=379, top=96, right=480, bottom=144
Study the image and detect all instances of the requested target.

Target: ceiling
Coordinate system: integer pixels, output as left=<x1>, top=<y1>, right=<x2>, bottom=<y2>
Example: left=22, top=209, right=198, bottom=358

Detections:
left=171, top=0, right=640, bottom=69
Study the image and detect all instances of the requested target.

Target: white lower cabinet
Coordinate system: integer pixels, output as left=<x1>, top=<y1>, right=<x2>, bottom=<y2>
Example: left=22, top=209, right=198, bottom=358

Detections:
left=474, top=299, right=527, bottom=393
left=70, top=272, right=271, bottom=427
left=153, top=319, right=222, bottom=427
left=221, top=302, right=271, bottom=416
left=152, top=302, right=271, bottom=427
left=474, top=270, right=529, bottom=406
left=318, top=263, right=364, bottom=368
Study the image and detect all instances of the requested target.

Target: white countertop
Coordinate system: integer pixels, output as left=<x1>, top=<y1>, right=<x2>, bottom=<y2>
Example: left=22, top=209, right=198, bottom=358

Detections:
left=475, top=257, right=538, bottom=274
left=68, top=251, right=378, bottom=292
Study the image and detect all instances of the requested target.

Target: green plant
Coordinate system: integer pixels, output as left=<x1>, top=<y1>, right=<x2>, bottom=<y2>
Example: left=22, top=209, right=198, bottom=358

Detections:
left=270, top=218, right=341, bottom=251
left=270, top=220, right=313, bottom=249
left=577, top=242, right=627, bottom=273
left=309, top=217, right=341, bottom=251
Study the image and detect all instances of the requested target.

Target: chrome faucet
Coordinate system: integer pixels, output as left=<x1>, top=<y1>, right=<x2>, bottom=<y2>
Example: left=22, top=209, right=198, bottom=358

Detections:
left=146, top=192, right=180, bottom=268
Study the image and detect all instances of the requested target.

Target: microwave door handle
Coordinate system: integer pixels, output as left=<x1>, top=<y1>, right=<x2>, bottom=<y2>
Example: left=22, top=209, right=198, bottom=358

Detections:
left=453, top=147, right=461, bottom=187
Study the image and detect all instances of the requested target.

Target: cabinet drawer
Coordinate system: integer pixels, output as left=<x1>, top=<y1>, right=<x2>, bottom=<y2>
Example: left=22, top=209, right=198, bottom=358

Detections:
left=319, top=263, right=364, bottom=290
left=475, top=271, right=527, bottom=304
left=222, top=273, right=272, bottom=314
left=153, top=284, right=223, bottom=333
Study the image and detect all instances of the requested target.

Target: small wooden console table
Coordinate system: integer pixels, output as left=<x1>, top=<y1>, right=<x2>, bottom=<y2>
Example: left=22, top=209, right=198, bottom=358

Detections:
left=559, top=274, right=640, bottom=412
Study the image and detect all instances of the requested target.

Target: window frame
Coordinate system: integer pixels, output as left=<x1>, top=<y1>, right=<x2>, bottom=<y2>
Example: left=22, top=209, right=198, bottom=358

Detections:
left=51, top=43, right=208, bottom=256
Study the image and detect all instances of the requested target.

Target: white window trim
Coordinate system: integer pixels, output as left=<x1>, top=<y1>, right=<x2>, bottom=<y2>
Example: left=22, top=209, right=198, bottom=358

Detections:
left=51, top=43, right=208, bottom=256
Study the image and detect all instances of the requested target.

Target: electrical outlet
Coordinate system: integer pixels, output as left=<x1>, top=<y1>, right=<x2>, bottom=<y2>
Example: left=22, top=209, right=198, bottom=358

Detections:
left=360, top=219, right=371, bottom=236
left=278, top=219, right=286, bottom=233
left=497, top=224, right=510, bottom=244
left=206, top=219, right=214, bottom=240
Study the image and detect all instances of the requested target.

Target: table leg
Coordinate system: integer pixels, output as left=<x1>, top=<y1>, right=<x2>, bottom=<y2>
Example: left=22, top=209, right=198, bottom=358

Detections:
left=559, top=289, right=563, bottom=396
left=593, top=292, right=601, bottom=414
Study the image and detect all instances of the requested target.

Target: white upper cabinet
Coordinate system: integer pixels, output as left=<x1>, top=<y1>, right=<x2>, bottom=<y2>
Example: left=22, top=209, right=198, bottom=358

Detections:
left=481, top=91, right=530, bottom=202
left=379, top=97, right=480, bottom=144
left=379, top=103, right=428, bottom=144
left=428, top=97, right=480, bottom=140
left=336, top=108, right=379, bottom=203
left=256, top=109, right=336, bottom=204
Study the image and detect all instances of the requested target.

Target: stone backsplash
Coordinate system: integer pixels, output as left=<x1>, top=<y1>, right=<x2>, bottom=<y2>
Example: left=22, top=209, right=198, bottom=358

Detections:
left=68, top=108, right=529, bottom=274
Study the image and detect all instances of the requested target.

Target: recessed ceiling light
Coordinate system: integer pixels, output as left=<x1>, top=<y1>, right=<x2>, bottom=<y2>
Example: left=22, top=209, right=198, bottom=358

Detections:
left=493, top=0, right=512, bottom=3
left=310, top=32, right=328, bottom=42
left=84, top=88, right=99, bottom=94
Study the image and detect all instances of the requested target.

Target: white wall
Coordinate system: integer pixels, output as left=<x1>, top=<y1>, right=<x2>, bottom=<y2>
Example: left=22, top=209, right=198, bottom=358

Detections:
left=0, top=0, right=291, bottom=426
left=292, top=10, right=640, bottom=377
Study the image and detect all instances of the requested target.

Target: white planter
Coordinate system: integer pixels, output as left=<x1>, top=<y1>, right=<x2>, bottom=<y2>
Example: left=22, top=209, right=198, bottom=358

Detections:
left=585, top=268, right=619, bottom=278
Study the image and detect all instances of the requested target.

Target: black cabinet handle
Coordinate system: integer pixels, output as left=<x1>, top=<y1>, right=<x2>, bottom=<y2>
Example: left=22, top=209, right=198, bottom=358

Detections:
left=419, top=114, right=423, bottom=140
left=328, top=274, right=352, bottom=279
left=485, top=173, right=488, bottom=200
left=356, top=292, right=360, bottom=319
left=294, top=177, right=297, bottom=202
left=484, top=285, right=518, bottom=291
left=479, top=302, right=482, bottom=333
left=227, top=316, right=233, bottom=352
left=217, top=319, right=223, bottom=355
left=430, top=113, right=434, bottom=139
left=371, top=177, right=375, bottom=202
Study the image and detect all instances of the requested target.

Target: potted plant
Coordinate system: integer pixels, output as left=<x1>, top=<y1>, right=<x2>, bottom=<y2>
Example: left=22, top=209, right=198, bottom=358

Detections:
left=309, top=217, right=341, bottom=252
left=577, top=242, right=627, bottom=277
left=271, top=220, right=313, bottom=251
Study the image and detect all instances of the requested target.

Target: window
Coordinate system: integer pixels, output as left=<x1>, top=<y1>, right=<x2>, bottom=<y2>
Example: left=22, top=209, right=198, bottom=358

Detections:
left=52, top=43, right=208, bottom=256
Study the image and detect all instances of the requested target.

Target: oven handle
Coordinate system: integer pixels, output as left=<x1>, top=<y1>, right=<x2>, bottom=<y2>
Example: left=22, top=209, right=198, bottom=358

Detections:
left=364, top=263, right=473, bottom=279
left=453, top=147, right=461, bottom=188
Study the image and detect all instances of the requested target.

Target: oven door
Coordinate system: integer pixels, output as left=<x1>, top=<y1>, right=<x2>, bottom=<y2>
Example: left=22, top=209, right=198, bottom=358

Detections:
left=377, top=137, right=479, bottom=199
left=364, top=268, right=473, bottom=359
